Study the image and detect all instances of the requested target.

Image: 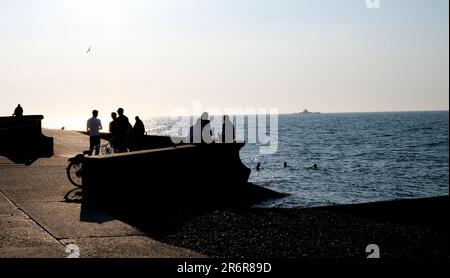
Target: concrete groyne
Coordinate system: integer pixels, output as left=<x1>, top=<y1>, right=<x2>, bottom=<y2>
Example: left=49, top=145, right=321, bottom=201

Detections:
left=0, top=115, right=53, bottom=159
left=82, top=140, right=284, bottom=214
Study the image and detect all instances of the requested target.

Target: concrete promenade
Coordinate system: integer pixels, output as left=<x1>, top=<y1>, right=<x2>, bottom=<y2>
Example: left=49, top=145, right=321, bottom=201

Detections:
left=0, top=129, right=204, bottom=258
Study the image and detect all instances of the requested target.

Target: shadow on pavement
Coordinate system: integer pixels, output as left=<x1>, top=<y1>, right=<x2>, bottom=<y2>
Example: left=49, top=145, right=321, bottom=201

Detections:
left=0, top=155, right=39, bottom=165
left=80, top=202, right=115, bottom=224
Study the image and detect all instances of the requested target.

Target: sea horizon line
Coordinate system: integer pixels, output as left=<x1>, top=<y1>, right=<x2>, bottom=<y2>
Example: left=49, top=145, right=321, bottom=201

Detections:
left=40, top=109, right=450, bottom=119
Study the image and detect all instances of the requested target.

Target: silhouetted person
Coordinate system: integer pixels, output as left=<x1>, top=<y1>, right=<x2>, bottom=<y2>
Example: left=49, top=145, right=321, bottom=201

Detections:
left=87, top=110, right=102, bottom=155
left=200, top=112, right=213, bottom=144
left=109, top=112, right=118, bottom=133
left=109, top=112, right=118, bottom=152
left=188, top=118, right=201, bottom=143
left=13, top=104, right=23, bottom=117
left=256, top=162, right=261, bottom=171
left=133, top=116, right=145, bottom=137
left=221, top=115, right=236, bottom=143
left=188, top=112, right=213, bottom=144
left=284, top=162, right=288, bottom=168
left=130, top=116, right=145, bottom=151
left=115, top=108, right=130, bottom=153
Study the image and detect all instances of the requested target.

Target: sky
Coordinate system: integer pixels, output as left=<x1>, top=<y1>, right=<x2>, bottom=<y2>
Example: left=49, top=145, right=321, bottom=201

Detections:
left=0, top=0, right=448, bottom=119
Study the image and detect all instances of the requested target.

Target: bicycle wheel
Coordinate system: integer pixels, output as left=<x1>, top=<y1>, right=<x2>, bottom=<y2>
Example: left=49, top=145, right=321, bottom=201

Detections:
left=101, top=144, right=113, bottom=155
left=64, top=187, right=83, bottom=203
left=66, top=161, right=83, bottom=188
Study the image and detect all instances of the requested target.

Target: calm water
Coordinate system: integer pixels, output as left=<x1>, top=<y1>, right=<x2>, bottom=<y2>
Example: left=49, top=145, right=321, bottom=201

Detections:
left=242, top=111, right=449, bottom=207
left=143, top=111, right=449, bottom=207
left=45, top=111, right=449, bottom=207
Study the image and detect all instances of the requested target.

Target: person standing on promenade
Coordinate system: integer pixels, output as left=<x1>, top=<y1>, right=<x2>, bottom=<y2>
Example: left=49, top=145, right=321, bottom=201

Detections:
left=116, top=108, right=130, bottom=153
left=87, top=110, right=102, bottom=155
left=109, top=112, right=118, bottom=152
left=109, top=112, right=118, bottom=134
left=13, top=104, right=23, bottom=117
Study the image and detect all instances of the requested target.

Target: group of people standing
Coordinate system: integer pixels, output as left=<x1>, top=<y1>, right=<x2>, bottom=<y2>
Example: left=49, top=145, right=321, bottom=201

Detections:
left=86, top=108, right=145, bottom=155
left=87, top=109, right=237, bottom=155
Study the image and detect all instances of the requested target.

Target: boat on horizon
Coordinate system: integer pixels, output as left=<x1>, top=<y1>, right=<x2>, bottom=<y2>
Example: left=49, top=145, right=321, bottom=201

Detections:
left=299, top=108, right=321, bottom=114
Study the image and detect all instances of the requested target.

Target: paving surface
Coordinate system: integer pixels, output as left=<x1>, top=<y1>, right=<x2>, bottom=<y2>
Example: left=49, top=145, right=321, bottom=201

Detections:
left=0, top=129, right=204, bottom=258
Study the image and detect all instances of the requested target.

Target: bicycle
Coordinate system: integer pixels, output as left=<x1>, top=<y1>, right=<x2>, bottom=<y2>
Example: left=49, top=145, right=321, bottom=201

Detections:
left=66, top=151, right=88, bottom=188
left=64, top=140, right=115, bottom=203
left=66, top=142, right=115, bottom=188
left=100, top=141, right=115, bottom=155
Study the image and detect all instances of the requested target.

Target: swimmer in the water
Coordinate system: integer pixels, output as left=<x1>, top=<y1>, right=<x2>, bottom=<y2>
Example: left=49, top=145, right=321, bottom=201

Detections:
left=283, top=162, right=288, bottom=168
left=306, top=164, right=319, bottom=170
left=256, top=162, right=262, bottom=171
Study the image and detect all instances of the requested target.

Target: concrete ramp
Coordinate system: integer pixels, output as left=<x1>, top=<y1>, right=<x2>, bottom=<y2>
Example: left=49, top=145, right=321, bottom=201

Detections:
left=82, top=143, right=260, bottom=210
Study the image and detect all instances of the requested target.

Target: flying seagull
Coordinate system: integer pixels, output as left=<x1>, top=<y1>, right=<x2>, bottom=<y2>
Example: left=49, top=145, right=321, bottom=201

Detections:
left=86, top=46, right=91, bottom=54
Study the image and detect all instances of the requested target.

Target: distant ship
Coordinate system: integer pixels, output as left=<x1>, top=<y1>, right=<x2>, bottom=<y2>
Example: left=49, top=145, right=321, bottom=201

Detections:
left=299, top=108, right=320, bottom=114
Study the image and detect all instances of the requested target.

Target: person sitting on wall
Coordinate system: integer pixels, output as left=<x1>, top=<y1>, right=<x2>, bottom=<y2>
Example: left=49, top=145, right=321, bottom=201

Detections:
left=188, top=112, right=213, bottom=144
left=130, top=116, right=145, bottom=151
left=133, top=116, right=145, bottom=137
left=200, top=112, right=213, bottom=144
left=188, top=117, right=202, bottom=143
left=13, top=104, right=23, bottom=117
left=221, top=115, right=236, bottom=143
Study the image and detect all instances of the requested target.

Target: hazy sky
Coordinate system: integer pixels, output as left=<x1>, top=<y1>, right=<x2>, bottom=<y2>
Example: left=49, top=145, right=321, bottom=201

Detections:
left=0, top=0, right=448, bottom=118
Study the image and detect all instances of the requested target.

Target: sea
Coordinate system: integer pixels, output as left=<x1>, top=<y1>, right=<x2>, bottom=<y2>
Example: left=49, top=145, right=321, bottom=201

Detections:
left=44, top=111, right=449, bottom=208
